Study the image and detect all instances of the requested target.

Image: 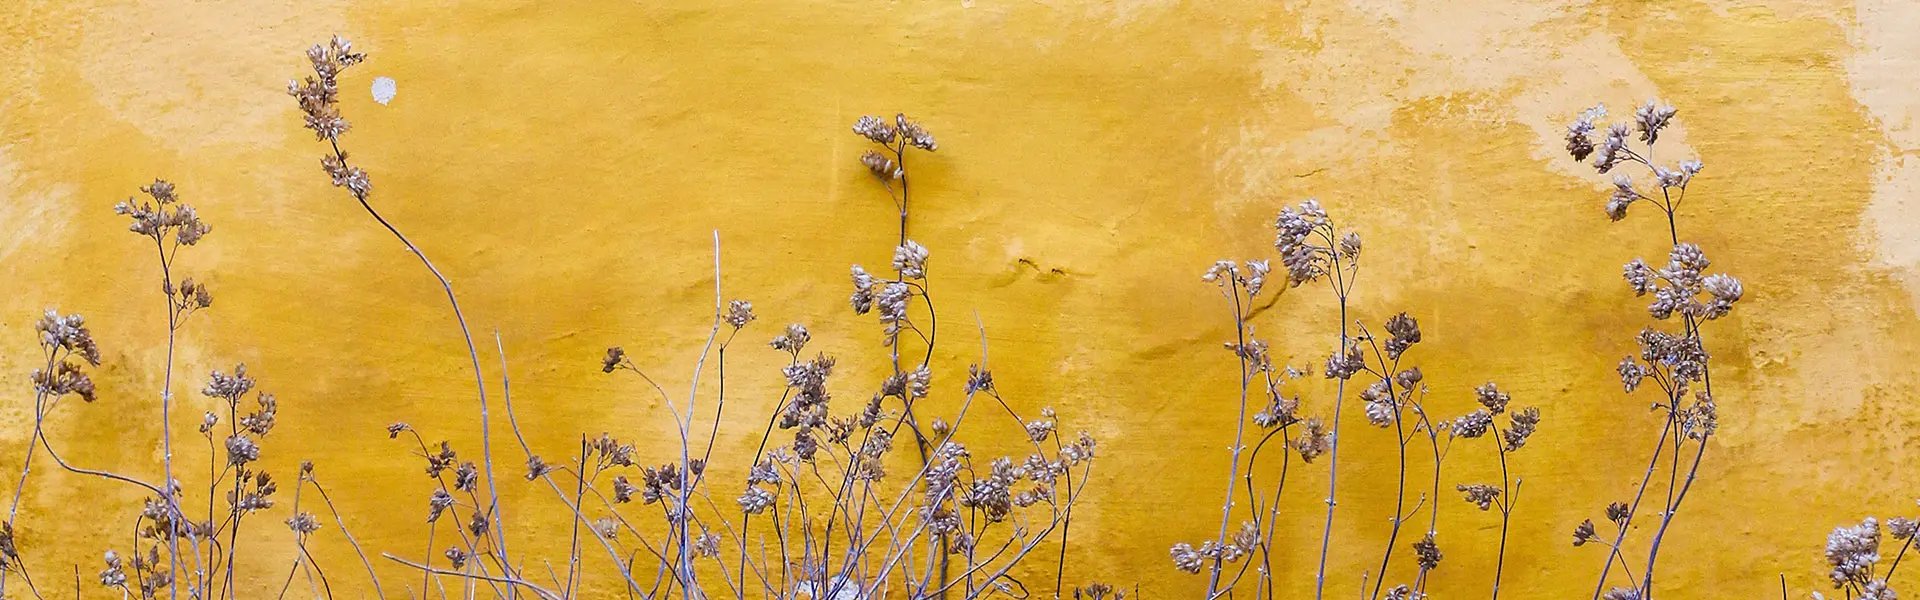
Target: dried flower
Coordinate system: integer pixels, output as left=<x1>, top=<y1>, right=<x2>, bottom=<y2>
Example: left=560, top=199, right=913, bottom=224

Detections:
left=892, top=240, right=929, bottom=279
left=1594, top=124, right=1630, bottom=174
left=1617, top=357, right=1648, bottom=393
left=525, top=455, right=552, bottom=480
left=1363, top=381, right=1398, bottom=428
left=1474, top=382, right=1510, bottom=414
left=1573, top=519, right=1598, bottom=546
left=1273, top=200, right=1333, bottom=286
left=861, top=150, right=899, bottom=180
left=99, top=550, right=127, bottom=588
left=693, top=529, right=722, bottom=558
left=31, top=360, right=97, bottom=403
left=453, top=462, right=479, bottom=492
left=1458, top=484, right=1500, bottom=511
left=1169, top=543, right=1204, bottom=574
left=35, top=309, right=102, bottom=365
left=285, top=512, right=320, bottom=535
left=601, top=346, right=627, bottom=373
left=1602, top=588, right=1642, bottom=600
left=589, top=517, right=619, bottom=540
left=1503, top=406, right=1540, bottom=451
left=1449, top=410, right=1492, bottom=439
left=115, top=180, right=210, bottom=247
left=1324, top=343, right=1364, bottom=380
left=895, top=114, right=937, bottom=151
left=612, top=476, right=638, bottom=504
left=1606, top=501, right=1631, bottom=525
left=724, top=299, right=756, bottom=329
left=1607, top=175, right=1639, bottom=221
left=1075, top=582, right=1123, bottom=600
left=1413, top=533, right=1441, bottom=570
left=1565, top=104, right=1604, bottom=161
left=1634, top=100, right=1677, bottom=144
left=1292, top=418, right=1332, bottom=463
left=427, top=489, right=454, bottom=523
left=1384, top=313, right=1421, bottom=359
left=224, top=435, right=260, bottom=466
left=966, top=364, right=994, bottom=394
left=202, top=364, right=256, bottom=402
left=1826, top=518, right=1882, bottom=589
left=289, top=35, right=365, bottom=142
left=1681, top=395, right=1717, bottom=441
left=770, top=323, right=812, bottom=353
left=852, top=115, right=895, bottom=144
left=738, top=486, right=775, bottom=514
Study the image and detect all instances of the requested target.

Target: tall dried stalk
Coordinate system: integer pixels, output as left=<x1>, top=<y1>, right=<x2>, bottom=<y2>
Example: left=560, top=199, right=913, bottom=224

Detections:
left=287, top=38, right=513, bottom=582
left=1560, top=101, right=1740, bottom=600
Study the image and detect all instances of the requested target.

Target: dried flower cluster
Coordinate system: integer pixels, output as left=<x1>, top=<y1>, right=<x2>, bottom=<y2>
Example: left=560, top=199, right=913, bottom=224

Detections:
left=1177, top=194, right=1543, bottom=600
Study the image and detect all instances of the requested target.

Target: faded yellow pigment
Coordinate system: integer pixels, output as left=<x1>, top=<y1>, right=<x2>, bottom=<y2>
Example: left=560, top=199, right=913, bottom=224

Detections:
left=3, top=0, right=1919, bottom=597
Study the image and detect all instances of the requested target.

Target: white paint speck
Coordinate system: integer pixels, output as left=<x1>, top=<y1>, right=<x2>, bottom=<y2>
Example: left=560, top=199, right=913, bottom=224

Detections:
left=371, top=77, right=397, bottom=106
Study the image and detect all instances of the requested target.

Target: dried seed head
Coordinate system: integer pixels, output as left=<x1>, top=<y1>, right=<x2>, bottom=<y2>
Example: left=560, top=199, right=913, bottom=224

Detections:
left=1457, top=483, right=1500, bottom=511
left=1169, top=543, right=1204, bottom=574
left=1826, top=518, right=1883, bottom=589
left=852, top=115, right=896, bottom=144
left=601, top=346, right=627, bottom=373
left=285, top=512, right=320, bottom=535
left=770, top=323, right=812, bottom=353
left=1602, top=588, right=1642, bottom=600
left=1634, top=100, right=1677, bottom=144
left=1384, top=313, right=1421, bottom=359
left=1413, top=533, right=1441, bottom=570
left=224, top=435, right=260, bottom=466
left=1503, top=406, right=1540, bottom=451
left=1449, top=410, right=1492, bottom=439
left=1594, top=124, right=1630, bottom=174
left=892, top=240, right=929, bottom=279
left=1565, top=104, right=1604, bottom=161
left=1474, top=382, right=1510, bottom=414
left=1273, top=200, right=1333, bottom=286
left=1573, top=519, right=1598, bottom=546
left=724, top=299, right=756, bottom=329
left=895, top=114, right=937, bottom=151
left=861, top=150, right=899, bottom=180
left=1606, top=501, right=1631, bottom=524
left=1291, top=418, right=1333, bottom=463
left=35, top=309, right=102, bottom=366
left=427, top=489, right=454, bottom=523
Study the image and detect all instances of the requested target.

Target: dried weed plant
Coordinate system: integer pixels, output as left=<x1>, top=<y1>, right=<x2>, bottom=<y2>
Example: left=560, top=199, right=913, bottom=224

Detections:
left=1174, top=202, right=1538, bottom=600
left=1562, top=100, right=1740, bottom=600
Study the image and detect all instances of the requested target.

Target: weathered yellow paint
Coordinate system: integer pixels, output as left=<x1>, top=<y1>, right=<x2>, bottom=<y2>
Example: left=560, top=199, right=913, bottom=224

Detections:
left=3, top=0, right=1919, bottom=597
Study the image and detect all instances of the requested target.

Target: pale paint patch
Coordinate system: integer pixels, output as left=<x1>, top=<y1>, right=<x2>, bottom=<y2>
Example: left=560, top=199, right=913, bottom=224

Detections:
left=0, top=144, right=75, bottom=264
left=76, top=2, right=345, bottom=150
left=1846, top=0, right=1920, bottom=311
left=1238, top=0, right=1696, bottom=197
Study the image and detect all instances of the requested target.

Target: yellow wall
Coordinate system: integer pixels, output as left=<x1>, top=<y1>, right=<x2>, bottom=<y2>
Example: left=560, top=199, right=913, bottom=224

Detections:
left=4, top=0, right=1920, bottom=597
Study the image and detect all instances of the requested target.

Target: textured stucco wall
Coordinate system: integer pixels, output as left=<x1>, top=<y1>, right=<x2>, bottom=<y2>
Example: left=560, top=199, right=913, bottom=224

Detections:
left=4, top=0, right=1920, bottom=597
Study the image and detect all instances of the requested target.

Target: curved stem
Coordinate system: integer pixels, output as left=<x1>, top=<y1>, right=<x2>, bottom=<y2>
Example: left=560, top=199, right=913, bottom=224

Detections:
left=325, top=136, right=509, bottom=586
